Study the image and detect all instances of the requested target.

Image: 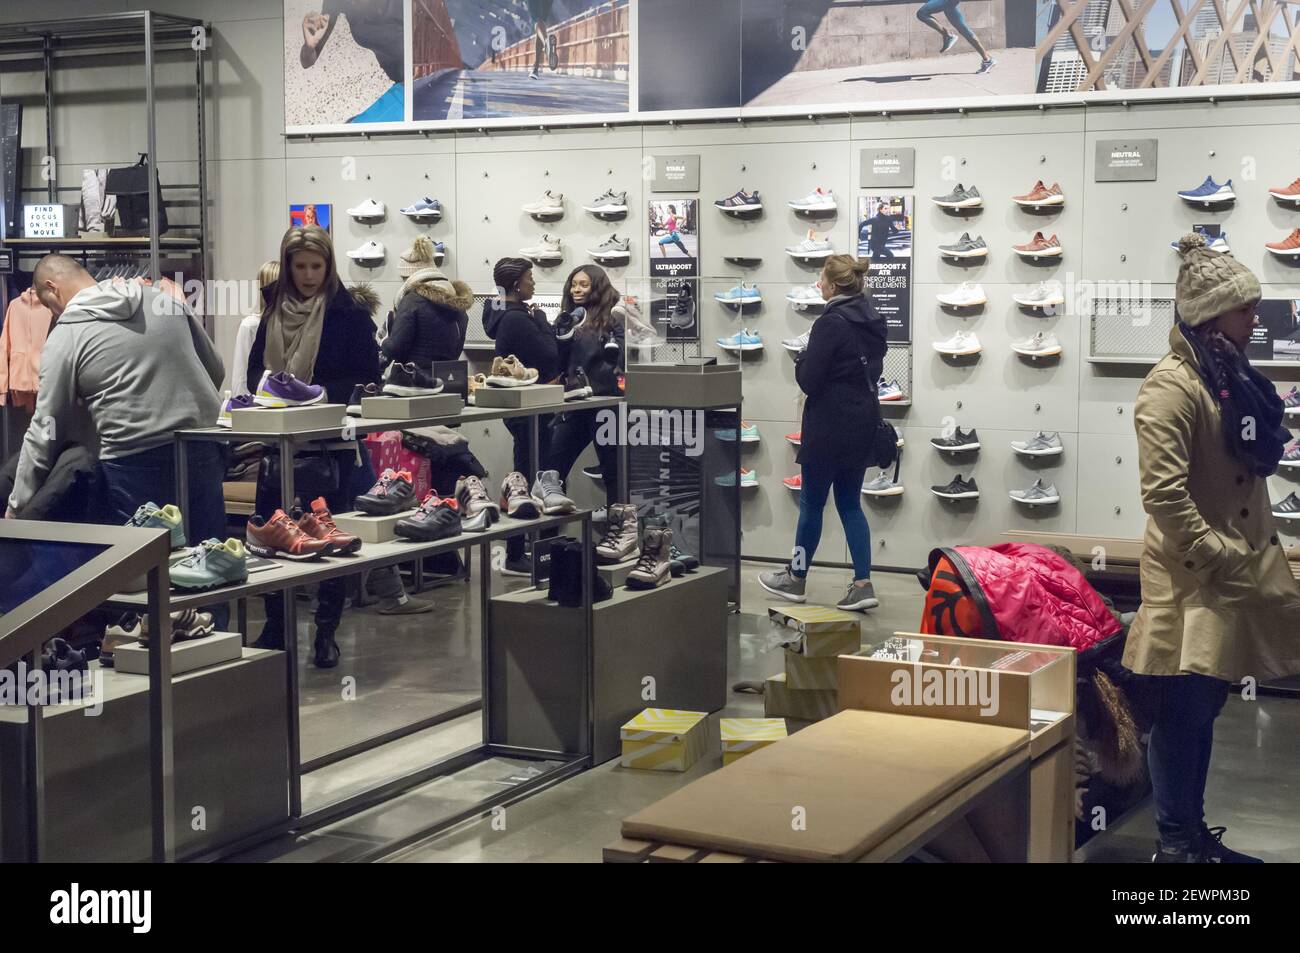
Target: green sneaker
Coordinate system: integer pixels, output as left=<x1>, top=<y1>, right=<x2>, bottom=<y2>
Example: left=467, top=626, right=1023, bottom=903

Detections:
left=170, top=538, right=249, bottom=591
left=127, top=501, right=186, bottom=549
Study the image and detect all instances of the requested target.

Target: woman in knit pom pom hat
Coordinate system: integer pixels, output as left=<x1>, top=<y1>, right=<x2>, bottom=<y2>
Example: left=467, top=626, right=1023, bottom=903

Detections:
left=384, top=236, right=473, bottom=365
left=1129, top=232, right=1300, bottom=863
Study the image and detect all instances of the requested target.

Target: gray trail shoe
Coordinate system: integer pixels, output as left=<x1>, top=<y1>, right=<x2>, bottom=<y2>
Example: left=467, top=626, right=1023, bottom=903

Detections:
left=837, top=580, right=879, bottom=612
left=758, top=566, right=807, bottom=603
left=531, top=469, right=576, bottom=515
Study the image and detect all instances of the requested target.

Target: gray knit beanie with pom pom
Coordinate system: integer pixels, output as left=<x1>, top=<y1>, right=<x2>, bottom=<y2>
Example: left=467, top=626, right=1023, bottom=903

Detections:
left=1175, top=231, right=1260, bottom=327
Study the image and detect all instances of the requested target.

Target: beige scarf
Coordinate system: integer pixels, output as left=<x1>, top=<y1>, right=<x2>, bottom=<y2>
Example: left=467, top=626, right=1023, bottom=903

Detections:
left=264, top=292, right=327, bottom=383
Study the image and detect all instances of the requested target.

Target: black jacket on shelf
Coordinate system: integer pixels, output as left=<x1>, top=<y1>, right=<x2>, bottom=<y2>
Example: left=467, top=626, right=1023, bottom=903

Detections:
left=482, top=298, right=560, bottom=383
left=382, top=274, right=474, bottom=367
left=794, top=292, right=886, bottom=469
left=248, top=283, right=382, bottom=405
left=559, top=311, right=625, bottom=397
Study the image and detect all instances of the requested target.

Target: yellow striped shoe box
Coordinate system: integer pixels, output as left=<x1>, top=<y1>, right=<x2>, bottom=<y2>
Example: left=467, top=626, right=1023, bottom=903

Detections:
left=767, top=605, right=863, bottom=634
left=784, top=649, right=838, bottom=691
left=619, top=708, right=709, bottom=772
left=720, top=717, right=787, bottom=766
left=764, top=673, right=838, bottom=722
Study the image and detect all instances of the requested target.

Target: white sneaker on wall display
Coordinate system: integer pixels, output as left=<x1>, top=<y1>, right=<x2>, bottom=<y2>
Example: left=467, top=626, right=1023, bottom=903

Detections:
left=1011, top=432, right=1064, bottom=456
left=521, top=235, right=564, bottom=264
left=588, top=235, right=631, bottom=264
left=933, top=330, right=981, bottom=356
left=789, top=187, right=837, bottom=212
left=583, top=190, right=628, bottom=215
left=1013, top=282, right=1065, bottom=308
left=346, top=198, right=386, bottom=219
left=1012, top=331, right=1063, bottom=357
left=936, top=282, right=987, bottom=307
left=785, top=231, right=834, bottom=259
left=522, top=191, right=565, bottom=217
left=1010, top=479, right=1061, bottom=505
left=786, top=284, right=825, bottom=309
left=347, top=239, right=386, bottom=263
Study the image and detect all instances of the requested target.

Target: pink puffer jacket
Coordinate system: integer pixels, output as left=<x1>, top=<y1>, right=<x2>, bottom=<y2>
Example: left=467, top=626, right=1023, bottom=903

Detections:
left=942, top=543, right=1122, bottom=652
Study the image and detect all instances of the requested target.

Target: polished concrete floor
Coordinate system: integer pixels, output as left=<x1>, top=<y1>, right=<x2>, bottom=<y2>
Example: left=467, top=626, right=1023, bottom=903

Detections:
left=236, top=560, right=1300, bottom=863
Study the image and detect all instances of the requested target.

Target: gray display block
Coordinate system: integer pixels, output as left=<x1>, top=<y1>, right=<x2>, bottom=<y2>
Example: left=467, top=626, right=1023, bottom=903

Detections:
left=361, top=393, right=462, bottom=420
left=1095, top=138, right=1159, bottom=181
left=0, top=651, right=289, bottom=862
left=230, top=403, right=347, bottom=433
left=860, top=147, right=916, bottom=188
left=333, top=509, right=413, bottom=543
left=488, top=567, right=728, bottom=765
left=597, top=560, right=635, bottom=588
left=473, top=383, right=564, bottom=408
left=651, top=154, right=700, bottom=192
left=114, top=630, right=243, bottom=676
left=624, top=365, right=741, bottom=408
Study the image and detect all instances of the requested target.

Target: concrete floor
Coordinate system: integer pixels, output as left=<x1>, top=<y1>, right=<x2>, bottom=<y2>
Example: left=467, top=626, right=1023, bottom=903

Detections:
left=237, top=560, right=1300, bottom=863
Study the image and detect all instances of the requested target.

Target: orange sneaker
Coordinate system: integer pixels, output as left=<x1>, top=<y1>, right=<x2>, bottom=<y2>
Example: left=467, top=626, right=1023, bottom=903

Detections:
left=1012, top=181, right=1065, bottom=207
left=246, top=509, right=335, bottom=561
left=1012, top=232, right=1063, bottom=257
left=298, top=498, right=362, bottom=554
left=1266, top=229, right=1300, bottom=255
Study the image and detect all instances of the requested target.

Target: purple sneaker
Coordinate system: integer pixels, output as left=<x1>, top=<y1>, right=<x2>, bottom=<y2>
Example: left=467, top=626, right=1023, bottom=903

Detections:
left=255, top=371, right=325, bottom=408
left=217, top=393, right=257, bottom=427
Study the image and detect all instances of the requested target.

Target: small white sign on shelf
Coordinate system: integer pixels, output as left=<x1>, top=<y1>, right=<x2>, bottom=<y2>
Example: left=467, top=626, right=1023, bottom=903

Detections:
left=23, top=203, right=76, bottom=239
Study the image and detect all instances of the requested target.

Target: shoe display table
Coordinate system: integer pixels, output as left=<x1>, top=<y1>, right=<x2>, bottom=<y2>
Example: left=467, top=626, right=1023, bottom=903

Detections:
left=487, top=567, right=729, bottom=765
left=0, top=650, right=287, bottom=862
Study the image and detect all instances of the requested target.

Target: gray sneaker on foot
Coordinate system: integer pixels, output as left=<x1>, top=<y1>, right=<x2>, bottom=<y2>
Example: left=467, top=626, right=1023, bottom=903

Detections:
left=837, top=580, right=879, bottom=611
left=758, top=566, right=807, bottom=603
left=531, top=469, right=576, bottom=514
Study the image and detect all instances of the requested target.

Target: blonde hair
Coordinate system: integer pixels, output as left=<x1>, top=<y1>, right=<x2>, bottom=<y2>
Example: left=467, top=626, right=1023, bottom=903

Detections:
left=257, top=259, right=280, bottom=290
left=269, top=225, right=339, bottom=311
left=821, top=254, right=870, bottom=296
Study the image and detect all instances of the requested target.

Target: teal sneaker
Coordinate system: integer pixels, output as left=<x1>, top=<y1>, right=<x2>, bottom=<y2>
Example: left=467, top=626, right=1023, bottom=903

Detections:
left=714, top=469, right=758, bottom=488
left=716, top=328, right=764, bottom=352
left=170, top=538, right=249, bottom=591
left=127, top=502, right=186, bottom=549
left=714, top=421, right=760, bottom=443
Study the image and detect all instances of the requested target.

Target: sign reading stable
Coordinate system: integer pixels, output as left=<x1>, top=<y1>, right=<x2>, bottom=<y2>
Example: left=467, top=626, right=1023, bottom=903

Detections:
left=651, top=155, right=700, bottom=192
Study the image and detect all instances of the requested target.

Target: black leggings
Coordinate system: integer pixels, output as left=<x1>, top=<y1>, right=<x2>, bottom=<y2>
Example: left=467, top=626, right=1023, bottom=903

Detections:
left=545, top=409, right=620, bottom=505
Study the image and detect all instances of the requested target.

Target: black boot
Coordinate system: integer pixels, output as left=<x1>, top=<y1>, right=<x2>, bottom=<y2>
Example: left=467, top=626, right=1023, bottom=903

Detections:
left=1199, top=825, right=1263, bottom=863
left=313, top=630, right=340, bottom=669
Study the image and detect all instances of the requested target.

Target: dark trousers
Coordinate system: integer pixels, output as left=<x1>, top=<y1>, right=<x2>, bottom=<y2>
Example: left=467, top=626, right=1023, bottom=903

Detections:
left=792, top=458, right=871, bottom=579
left=1147, top=672, right=1231, bottom=847
left=255, top=444, right=399, bottom=643
left=545, top=409, right=619, bottom=506
left=99, top=442, right=228, bottom=544
left=504, top=414, right=552, bottom=561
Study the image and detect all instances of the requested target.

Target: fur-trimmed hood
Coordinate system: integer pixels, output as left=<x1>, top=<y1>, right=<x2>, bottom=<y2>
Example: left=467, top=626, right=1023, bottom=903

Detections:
left=397, top=268, right=474, bottom=312
left=347, top=283, right=381, bottom=316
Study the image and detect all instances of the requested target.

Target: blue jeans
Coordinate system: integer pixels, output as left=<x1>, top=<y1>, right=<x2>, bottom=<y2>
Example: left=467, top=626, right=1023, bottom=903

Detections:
left=792, top=459, right=871, bottom=580
left=99, top=442, right=227, bottom=545
left=1147, top=673, right=1231, bottom=847
left=918, top=0, right=978, bottom=46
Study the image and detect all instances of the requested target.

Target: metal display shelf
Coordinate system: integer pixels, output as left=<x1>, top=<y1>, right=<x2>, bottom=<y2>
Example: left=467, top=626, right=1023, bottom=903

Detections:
left=0, top=236, right=202, bottom=250
left=108, top=508, right=597, bottom=852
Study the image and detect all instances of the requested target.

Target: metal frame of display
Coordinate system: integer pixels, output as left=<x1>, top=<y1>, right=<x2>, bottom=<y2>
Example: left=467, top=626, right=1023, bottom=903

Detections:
left=0, top=521, right=172, bottom=861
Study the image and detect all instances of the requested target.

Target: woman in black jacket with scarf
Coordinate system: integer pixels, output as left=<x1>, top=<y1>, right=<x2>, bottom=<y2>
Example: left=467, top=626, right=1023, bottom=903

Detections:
left=759, top=255, right=886, bottom=612
left=248, top=225, right=431, bottom=667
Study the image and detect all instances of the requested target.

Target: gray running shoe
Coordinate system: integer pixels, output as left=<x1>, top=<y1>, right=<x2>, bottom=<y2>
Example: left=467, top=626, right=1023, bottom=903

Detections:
left=758, top=565, right=807, bottom=603
left=1284, top=386, right=1300, bottom=417
left=931, top=184, right=983, bottom=209
left=588, top=234, right=631, bottom=262
left=862, top=472, right=904, bottom=496
left=1011, top=431, right=1064, bottom=457
left=938, top=232, right=988, bottom=258
left=531, top=470, right=576, bottom=515
left=837, top=580, right=879, bottom=612
left=1280, top=441, right=1300, bottom=468
left=583, top=190, right=629, bottom=214
left=1273, top=492, right=1300, bottom=518
left=1010, top=478, right=1061, bottom=505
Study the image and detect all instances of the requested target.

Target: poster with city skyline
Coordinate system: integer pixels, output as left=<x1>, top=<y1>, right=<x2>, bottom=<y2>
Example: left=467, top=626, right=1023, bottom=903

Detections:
left=1036, top=0, right=1300, bottom=93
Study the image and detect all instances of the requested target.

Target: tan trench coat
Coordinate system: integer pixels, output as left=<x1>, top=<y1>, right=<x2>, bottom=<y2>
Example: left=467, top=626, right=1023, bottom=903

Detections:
left=1126, top=325, right=1300, bottom=683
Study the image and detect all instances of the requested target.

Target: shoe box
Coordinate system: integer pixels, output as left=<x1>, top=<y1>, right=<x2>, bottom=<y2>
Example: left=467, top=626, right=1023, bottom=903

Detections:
left=332, top=510, right=411, bottom=543
left=763, top=606, right=864, bottom=722
left=471, top=383, right=564, bottom=409
left=623, top=364, right=741, bottom=409
left=229, top=403, right=348, bottom=434
left=361, top=393, right=462, bottom=420
left=619, top=708, right=709, bottom=772
left=720, top=717, right=788, bottom=767
left=113, top=631, right=243, bottom=676
left=764, top=672, right=837, bottom=722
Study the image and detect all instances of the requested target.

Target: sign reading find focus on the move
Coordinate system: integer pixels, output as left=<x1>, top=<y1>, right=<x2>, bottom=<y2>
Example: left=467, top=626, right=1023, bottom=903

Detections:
left=23, top=203, right=76, bottom=239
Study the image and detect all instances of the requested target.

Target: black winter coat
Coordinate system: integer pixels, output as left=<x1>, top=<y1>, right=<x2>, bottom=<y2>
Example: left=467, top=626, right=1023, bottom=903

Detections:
left=482, top=299, right=560, bottom=383
left=382, top=275, right=473, bottom=366
left=559, top=311, right=625, bottom=397
left=248, top=284, right=382, bottom=406
left=794, top=293, right=886, bottom=468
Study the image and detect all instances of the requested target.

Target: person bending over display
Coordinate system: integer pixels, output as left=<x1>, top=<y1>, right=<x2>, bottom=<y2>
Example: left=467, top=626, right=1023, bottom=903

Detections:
left=248, top=225, right=431, bottom=668
left=916, top=0, right=995, bottom=74
left=6, top=254, right=227, bottom=545
left=1126, top=234, right=1300, bottom=863
left=483, top=257, right=560, bottom=576
left=301, top=0, right=405, bottom=123
left=655, top=205, right=690, bottom=258
left=758, top=255, right=886, bottom=612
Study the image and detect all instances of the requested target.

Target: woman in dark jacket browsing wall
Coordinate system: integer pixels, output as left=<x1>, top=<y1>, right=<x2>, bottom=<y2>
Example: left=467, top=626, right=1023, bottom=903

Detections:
left=759, top=254, right=887, bottom=612
left=483, top=257, right=561, bottom=575
left=383, top=237, right=473, bottom=367
left=248, top=225, right=431, bottom=668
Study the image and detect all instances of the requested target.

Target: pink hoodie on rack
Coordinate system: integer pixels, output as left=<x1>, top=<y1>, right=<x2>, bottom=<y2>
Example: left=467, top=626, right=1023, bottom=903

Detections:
left=0, top=288, right=55, bottom=412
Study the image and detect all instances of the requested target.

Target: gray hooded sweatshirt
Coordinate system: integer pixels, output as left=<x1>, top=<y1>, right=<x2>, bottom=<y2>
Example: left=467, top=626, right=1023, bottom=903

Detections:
left=9, top=280, right=224, bottom=513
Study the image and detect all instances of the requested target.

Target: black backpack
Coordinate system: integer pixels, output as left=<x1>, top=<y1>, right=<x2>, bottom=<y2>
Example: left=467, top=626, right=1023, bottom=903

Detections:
left=105, top=154, right=168, bottom=236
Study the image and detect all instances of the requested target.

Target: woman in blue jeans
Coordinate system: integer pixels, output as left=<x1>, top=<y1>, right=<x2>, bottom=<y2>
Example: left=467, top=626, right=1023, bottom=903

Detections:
left=758, top=255, right=886, bottom=612
left=916, top=0, right=995, bottom=74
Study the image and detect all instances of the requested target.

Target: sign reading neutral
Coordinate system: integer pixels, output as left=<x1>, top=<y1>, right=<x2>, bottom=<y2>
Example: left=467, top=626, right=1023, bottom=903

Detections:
left=860, top=148, right=915, bottom=188
left=1095, top=138, right=1158, bottom=182
left=651, top=154, right=700, bottom=193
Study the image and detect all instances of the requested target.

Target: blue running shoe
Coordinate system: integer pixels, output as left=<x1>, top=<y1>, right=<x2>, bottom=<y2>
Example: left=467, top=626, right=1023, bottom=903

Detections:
left=400, top=196, right=443, bottom=218
left=716, top=328, right=764, bottom=352
left=714, top=283, right=762, bottom=305
left=1178, top=176, right=1235, bottom=202
left=1170, top=227, right=1228, bottom=253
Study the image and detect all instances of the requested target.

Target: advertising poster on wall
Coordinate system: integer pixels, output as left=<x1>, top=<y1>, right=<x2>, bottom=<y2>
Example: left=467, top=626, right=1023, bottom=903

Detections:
left=648, top=198, right=699, bottom=341
left=410, top=0, right=629, bottom=122
left=1256, top=299, right=1300, bottom=362
left=289, top=203, right=334, bottom=235
left=284, top=0, right=409, bottom=129
left=858, top=194, right=913, bottom=343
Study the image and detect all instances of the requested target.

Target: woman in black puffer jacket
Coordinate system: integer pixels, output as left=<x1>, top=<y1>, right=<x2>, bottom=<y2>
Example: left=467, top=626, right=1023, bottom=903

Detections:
left=383, top=239, right=473, bottom=366
left=758, top=254, right=887, bottom=613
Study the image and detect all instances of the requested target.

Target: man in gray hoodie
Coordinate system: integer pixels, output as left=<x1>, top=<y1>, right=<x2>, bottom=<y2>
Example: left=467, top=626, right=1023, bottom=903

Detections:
left=6, top=255, right=227, bottom=543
